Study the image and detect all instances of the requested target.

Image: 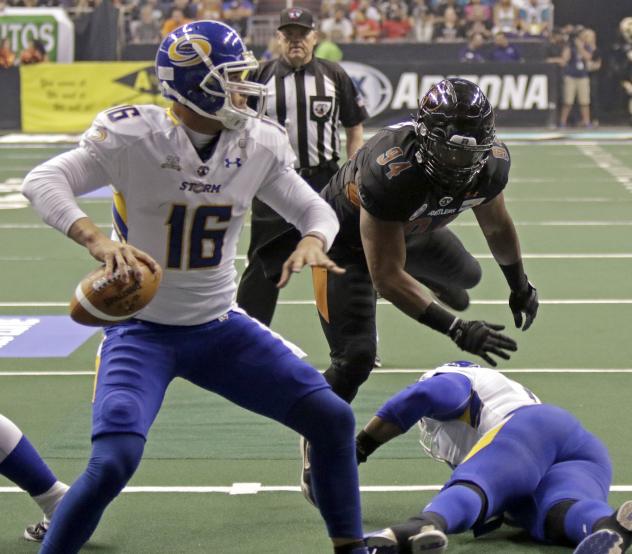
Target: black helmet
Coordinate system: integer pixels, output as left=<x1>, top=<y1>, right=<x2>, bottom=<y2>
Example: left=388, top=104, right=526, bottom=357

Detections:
left=416, top=78, right=495, bottom=194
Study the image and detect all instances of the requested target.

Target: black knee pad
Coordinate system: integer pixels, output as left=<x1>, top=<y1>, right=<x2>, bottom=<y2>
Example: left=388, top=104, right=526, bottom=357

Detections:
left=544, top=499, right=576, bottom=545
left=324, top=354, right=374, bottom=403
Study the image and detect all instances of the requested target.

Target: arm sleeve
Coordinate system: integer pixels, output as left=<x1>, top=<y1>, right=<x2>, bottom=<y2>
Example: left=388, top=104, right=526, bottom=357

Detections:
left=256, top=169, right=340, bottom=251
left=375, top=373, right=472, bottom=432
left=21, top=148, right=111, bottom=235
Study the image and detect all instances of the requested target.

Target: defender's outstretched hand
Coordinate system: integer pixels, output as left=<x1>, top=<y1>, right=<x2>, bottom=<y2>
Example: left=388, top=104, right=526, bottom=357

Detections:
left=277, top=235, right=345, bottom=288
left=449, top=320, right=517, bottom=367
left=509, top=281, right=539, bottom=331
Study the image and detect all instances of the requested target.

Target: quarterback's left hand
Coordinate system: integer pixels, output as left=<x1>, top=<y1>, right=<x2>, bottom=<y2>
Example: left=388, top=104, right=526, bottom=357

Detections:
left=509, top=281, right=538, bottom=331
left=277, top=235, right=345, bottom=288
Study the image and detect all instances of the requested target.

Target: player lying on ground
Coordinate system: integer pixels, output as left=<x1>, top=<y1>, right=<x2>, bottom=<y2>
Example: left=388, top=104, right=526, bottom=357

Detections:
left=357, top=362, right=632, bottom=554
left=22, top=20, right=368, bottom=554
left=0, top=414, right=68, bottom=542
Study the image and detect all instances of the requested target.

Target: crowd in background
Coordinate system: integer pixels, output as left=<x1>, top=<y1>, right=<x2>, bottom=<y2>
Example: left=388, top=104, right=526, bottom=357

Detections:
left=1, top=0, right=555, bottom=45
left=1, top=0, right=632, bottom=126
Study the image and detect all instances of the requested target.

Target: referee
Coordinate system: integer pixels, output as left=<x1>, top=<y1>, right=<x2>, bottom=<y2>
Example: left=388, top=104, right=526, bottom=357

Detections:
left=236, top=6, right=368, bottom=326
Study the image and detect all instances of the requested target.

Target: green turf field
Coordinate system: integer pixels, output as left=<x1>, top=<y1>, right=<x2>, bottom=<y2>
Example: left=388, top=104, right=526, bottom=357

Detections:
left=0, top=139, right=631, bottom=553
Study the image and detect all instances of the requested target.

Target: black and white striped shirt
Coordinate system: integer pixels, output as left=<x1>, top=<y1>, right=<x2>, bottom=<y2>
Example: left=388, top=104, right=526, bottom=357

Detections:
left=252, top=57, right=368, bottom=169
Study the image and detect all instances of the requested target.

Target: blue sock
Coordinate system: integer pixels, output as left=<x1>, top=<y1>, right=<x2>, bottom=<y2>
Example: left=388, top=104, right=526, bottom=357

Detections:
left=40, top=433, right=145, bottom=554
left=423, top=484, right=484, bottom=533
left=287, top=388, right=362, bottom=540
left=564, top=499, right=614, bottom=543
left=0, top=435, right=56, bottom=496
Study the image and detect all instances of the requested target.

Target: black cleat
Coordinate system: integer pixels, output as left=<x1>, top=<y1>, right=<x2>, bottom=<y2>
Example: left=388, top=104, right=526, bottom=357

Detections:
left=574, top=500, right=632, bottom=554
left=24, top=520, right=49, bottom=542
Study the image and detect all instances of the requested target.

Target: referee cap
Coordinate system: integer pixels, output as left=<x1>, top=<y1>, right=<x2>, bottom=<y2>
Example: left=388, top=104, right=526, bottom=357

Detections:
left=278, top=7, right=316, bottom=30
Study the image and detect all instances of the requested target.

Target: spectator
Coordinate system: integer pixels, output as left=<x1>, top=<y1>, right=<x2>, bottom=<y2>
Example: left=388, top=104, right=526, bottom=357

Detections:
left=196, top=0, right=222, bottom=19
left=616, top=18, right=632, bottom=124
left=432, top=6, right=464, bottom=42
left=0, top=38, right=15, bottom=68
left=161, top=8, right=192, bottom=37
left=545, top=26, right=567, bottom=65
left=519, top=0, right=552, bottom=37
left=222, top=0, right=254, bottom=38
left=488, top=31, right=522, bottom=61
left=582, top=27, right=602, bottom=126
left=315, top=29, right=344, bottom=60
left=459, top=32, right=486, bottom=62
left=18, top=39, right=47, bottom=65
left=350, top=0, right=381, bottom=23
left=173, top=0, right=197, bottom=19
left=434, top=0, right=464, bottom=22
left=464, top=0, right=491, bottom=34
left=353, top=8, right=381, bottom=42
left=381, top=4, right=412, bottom=40
left=559, top=27, right=593, bottom=127
left=411, top=0, right=434, bottom=42
left=492, top=0, right=519, bottom=36
left=379, top=0, right=408, bottom=21
left=320, top=6, right=354, bottom=43
left=130, top=4, right=162, bottom=44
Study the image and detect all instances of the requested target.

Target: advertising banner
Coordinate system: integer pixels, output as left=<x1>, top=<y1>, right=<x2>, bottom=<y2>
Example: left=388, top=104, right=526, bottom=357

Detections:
left=339, top=59, right=558, bottom=127
left=21, top=62, right=169, bottom=133
left=0, top=7, right=74, bottom=62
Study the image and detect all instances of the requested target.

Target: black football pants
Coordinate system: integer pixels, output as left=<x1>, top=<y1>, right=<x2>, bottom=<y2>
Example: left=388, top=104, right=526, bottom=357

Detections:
left=314, top=228, right=482, bottom=403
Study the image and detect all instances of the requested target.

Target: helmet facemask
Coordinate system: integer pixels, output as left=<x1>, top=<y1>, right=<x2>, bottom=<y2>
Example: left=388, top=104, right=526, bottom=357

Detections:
left=416, top=119, right=495, bottom=196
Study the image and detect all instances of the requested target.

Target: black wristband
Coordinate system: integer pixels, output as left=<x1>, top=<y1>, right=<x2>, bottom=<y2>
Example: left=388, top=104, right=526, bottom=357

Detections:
left=356, top=430, right=382, bottom=464
left=499, top=261, right=528, bottom=292
left=417, top=302, right=457, bottom=334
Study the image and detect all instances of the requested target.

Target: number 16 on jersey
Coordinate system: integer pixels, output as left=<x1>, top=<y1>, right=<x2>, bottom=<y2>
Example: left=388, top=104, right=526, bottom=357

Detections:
left=166, top=204, right=232, bottom=269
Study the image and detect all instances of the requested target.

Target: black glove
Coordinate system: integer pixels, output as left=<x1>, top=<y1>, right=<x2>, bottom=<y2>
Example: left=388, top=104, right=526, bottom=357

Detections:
left=509, top=281, right=538, bottom=331
left=449, top=320, right=517, bottom=367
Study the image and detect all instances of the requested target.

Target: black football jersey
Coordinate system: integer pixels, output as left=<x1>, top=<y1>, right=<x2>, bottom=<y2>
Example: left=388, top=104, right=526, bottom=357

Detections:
left=321, top=122, right=511, bottom=249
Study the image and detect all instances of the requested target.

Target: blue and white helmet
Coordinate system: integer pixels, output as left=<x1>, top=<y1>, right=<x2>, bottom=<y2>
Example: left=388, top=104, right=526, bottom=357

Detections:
left=155, top=20, right=267, bottom=130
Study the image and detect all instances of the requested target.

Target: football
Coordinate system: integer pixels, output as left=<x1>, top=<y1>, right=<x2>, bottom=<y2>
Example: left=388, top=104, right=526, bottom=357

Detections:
left=69, top=262, right=162, bottom=326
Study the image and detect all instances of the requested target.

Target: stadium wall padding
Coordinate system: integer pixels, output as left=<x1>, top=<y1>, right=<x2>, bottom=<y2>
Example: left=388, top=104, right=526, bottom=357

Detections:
left=0, top=57, right=565, bottom=132
left=0, top=67, right=21, bottom=131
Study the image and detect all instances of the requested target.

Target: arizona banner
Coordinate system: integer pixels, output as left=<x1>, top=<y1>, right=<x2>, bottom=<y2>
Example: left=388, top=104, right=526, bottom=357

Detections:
left=20, top=62, right=168, bottom=133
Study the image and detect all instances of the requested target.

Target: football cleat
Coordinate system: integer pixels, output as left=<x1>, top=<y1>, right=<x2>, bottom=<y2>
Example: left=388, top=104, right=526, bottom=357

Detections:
left=365, top=525, right=448, bottom=554
left=410, top=526, right=449, bottom=554
left=574, top=500, right=632, bottom=554
left=299, top=437, right=317, bottom=507
left=365, top=528, right=399, bottom=553
left=23, top=520, right=49, bottom=542
left=573, top=530, right=625, bottom=554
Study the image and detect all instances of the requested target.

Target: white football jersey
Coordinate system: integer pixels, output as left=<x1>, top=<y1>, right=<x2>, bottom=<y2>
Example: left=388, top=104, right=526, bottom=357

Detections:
left=78, top=104, right=304, bottom=325
left=418, top=364, right=541, bottom=467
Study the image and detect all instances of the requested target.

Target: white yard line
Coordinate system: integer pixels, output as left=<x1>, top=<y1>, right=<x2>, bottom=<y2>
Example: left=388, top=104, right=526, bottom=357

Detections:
left=2, top=299, right=632, bottom=308
left=2, top=369, right=631, bottom=377
left=1, top=484, right=631, bottom=494
left=577, top=144, right=632, bottom=193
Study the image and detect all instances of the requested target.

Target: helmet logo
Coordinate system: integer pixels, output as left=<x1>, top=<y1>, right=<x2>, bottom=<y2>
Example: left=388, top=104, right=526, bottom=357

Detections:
left=439, top=196, right=453, bottom=207
left=168, top=34, right=212, bottom=67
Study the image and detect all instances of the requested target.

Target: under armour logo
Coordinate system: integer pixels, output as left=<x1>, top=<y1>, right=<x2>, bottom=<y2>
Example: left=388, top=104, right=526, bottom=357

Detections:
left=224, top=157, right=242, bottom=168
